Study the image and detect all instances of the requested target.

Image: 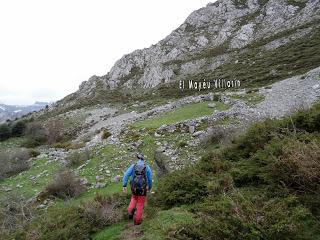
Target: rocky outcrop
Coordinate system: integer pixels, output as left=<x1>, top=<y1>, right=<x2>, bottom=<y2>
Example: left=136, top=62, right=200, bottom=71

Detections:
left=73, top=0, right=319, bottom=95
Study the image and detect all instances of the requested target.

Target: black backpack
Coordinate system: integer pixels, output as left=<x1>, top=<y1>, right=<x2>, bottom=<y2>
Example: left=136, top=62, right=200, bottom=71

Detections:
left=130, top=163, right=147, bottom=196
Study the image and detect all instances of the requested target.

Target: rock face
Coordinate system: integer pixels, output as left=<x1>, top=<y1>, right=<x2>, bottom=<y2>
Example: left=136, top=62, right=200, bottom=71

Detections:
left=67, top=0, right=318, bottom=94
left=38, top=0, right=319, bottom=117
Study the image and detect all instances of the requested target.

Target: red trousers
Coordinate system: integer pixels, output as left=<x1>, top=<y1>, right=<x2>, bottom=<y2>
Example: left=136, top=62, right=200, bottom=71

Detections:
left=127, top=195, right=146, bottom=225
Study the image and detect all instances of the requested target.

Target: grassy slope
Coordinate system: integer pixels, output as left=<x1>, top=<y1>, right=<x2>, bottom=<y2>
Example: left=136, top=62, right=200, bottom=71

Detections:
left=133, top=101, right=228, bottom=129
left=3, top=99, right=320, bottom=239
left=1, top=100, right=229, bottom=239
left=95, top=101, right=320, bottom=240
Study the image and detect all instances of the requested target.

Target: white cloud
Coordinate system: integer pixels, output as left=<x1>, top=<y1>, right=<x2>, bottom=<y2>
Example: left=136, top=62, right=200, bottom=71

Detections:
left=0, top=0, right=212, bottom=105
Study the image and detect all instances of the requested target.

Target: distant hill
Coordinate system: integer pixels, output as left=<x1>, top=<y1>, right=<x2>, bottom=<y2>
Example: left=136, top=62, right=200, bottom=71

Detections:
left=0, top=102, right=49, bottom=123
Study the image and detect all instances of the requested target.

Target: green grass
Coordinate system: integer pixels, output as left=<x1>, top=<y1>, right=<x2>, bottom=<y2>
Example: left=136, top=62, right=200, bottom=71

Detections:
left=137, top=208, right=194, bottom=240
left=93, top=221, right=126, bottom=240
left=215, top=116, right=242, bottom=125
left=0, top=137, right=25, bottom=150
left=231, top=92, right=265, bottom=106
left=0, top=156, right=61, bottom=200
left=133, top=101, right=228, bottom=129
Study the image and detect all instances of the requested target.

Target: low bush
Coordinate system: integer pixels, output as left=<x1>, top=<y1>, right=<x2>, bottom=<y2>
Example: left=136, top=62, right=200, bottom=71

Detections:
left=154, top=102, right=320, bottom=239
left=15, top=193, right=129, bottom=240
left=11, top=120, right=27, bottom=137
left=81, top=193, right=127, bottom=231
left=66, top=149, right=91, bottom=167
left=20, top=204, right=93, bottom=240
left=102, top=129, right=112, bottom=139
left=178, top=141, right=187, bottom=148
left=154, top=166, right=209, bottom=208
left=265, top=139, right=320, bottom=193
left=29, top=149, right=41, bottom=158
left=0, top=149, right=30, bottom=180
left=0, top=123, right=11, bottom=141
left=154, top=149, right=170, bottom=178
left=173, top=192, right=317, bottom=240
left=46, top=119, right=64, bottom=144
left=65, top=142, right=86, bottom=150
left=45, top=170, right=86, bottom=199
left=23, top=122, right=47, bottom=147
left=199, top=126, right=229, bottom=146
left=0, top=193, right=36, bottom=238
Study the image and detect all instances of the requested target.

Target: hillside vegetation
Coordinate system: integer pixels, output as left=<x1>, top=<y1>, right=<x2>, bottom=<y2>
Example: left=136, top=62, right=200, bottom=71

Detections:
left=2, top=100, right=319, bottom=239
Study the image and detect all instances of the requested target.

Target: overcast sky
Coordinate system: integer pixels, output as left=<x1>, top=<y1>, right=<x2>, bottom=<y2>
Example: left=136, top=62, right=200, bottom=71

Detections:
left=0, top=0, right=212, bottom=105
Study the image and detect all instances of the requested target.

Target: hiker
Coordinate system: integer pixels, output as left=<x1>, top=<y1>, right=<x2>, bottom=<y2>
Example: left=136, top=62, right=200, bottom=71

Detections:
left=122, top=153, right=152, bottom=225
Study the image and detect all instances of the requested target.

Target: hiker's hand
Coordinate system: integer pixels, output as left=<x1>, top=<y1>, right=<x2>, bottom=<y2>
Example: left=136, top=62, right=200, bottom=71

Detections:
left=122, top=187, right=127, bottom=193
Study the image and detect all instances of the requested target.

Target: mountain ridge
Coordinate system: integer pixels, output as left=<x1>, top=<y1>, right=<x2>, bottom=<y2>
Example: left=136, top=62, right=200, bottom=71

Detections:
left=0, top=102, right=48, bottom=123
left=43, top=0, right=320, bottom=115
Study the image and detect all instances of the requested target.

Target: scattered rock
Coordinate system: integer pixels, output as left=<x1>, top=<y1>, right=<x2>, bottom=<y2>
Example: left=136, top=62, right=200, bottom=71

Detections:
left=95, top=182, right=106, bottom=188
left=154, top=132, right=161, bottom=137
left=208, top=103, right=216, bottom=108
left=189, top=125, right=196, bottom=134
left=193, top=131, right=204, bottom=138
left=112, top=175, right=122, bottom=182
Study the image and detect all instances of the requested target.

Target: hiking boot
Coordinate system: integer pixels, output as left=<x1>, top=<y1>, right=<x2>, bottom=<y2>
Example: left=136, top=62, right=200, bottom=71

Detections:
left=134, top=219, right=142, bottom=225
left=129, top=208, right=136, bottom=220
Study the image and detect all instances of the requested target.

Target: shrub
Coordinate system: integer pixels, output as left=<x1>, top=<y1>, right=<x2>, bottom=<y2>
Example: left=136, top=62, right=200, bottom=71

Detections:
left=154, top=149, right=170, bottom=178
left=266, top=139, right=320, bottom=193
left=11, top=120, right=26, bottom=137
left=29, top=149, right=40, bottom=158
left=172, top=192, right=317, bottom=240
left=178, top=141, right=187, bottom=148
left=20, top=204, right=93, bottom=240
left=46, top=119, right=64, bottom=144
left=290, top=102, right=320, bottom=133
left=45, top=170, right=86, bottom=199
left=0, top=193, right=36, bottom=238
left=66, top=149, right=91, bottom=167
left=223, top=119, right=283, bottom=161
left=24, top=122, right=47, bottom=147
left=81, top=193, right=126, bottom=230
left=65, top=142, right=86, bottom=150
left=102, top=129, right=112, bottom=139
left=15, top=193, right=129, bottom=240
left=0, top=123, right=10, bottom=141
left=199, top=126, right=229, bottom=146
left=0, top=149, right=30, bottom=180
left=154, top=166, right=208, bottom=208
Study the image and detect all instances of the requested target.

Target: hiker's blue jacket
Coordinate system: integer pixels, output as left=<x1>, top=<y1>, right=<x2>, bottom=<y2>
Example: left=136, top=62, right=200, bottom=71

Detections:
left=122, top=160, right=153, bottom=190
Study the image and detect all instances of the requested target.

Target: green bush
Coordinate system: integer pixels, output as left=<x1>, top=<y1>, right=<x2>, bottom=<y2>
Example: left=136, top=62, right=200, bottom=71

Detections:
left=173, top=193, right=318, bottom=240
left=0, top=123, right=10, bottom=141
left=224, top=102, right=320, bottom=162
left=23, top=122, right=47, bottom=147
left=178, top=141, right=187, bottom=148
left=0, top=120, right=27, bottom=141
left=19, top=205, right=93, bottom=240
left=11, top=120, right=27, bottom=137
left=102, top=129, right=112, bottom=139
left=16, top=193, right=129, bottom=240
left=81, top=193, right=127, bottom=231
left=44, top=170, right=86, bottom=200
left=66, top=149, right=91, bottom=168
left=154, top=166, right=208, bottom=208
left=223, top=119, right=282, bottom=161
left=154, top=102, right=320, bottom=239
left=0, top=149, right=30, bottom=180
left=29, top=149, right=41, bottom=158
left=290, top=102, right=320, bottom=132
